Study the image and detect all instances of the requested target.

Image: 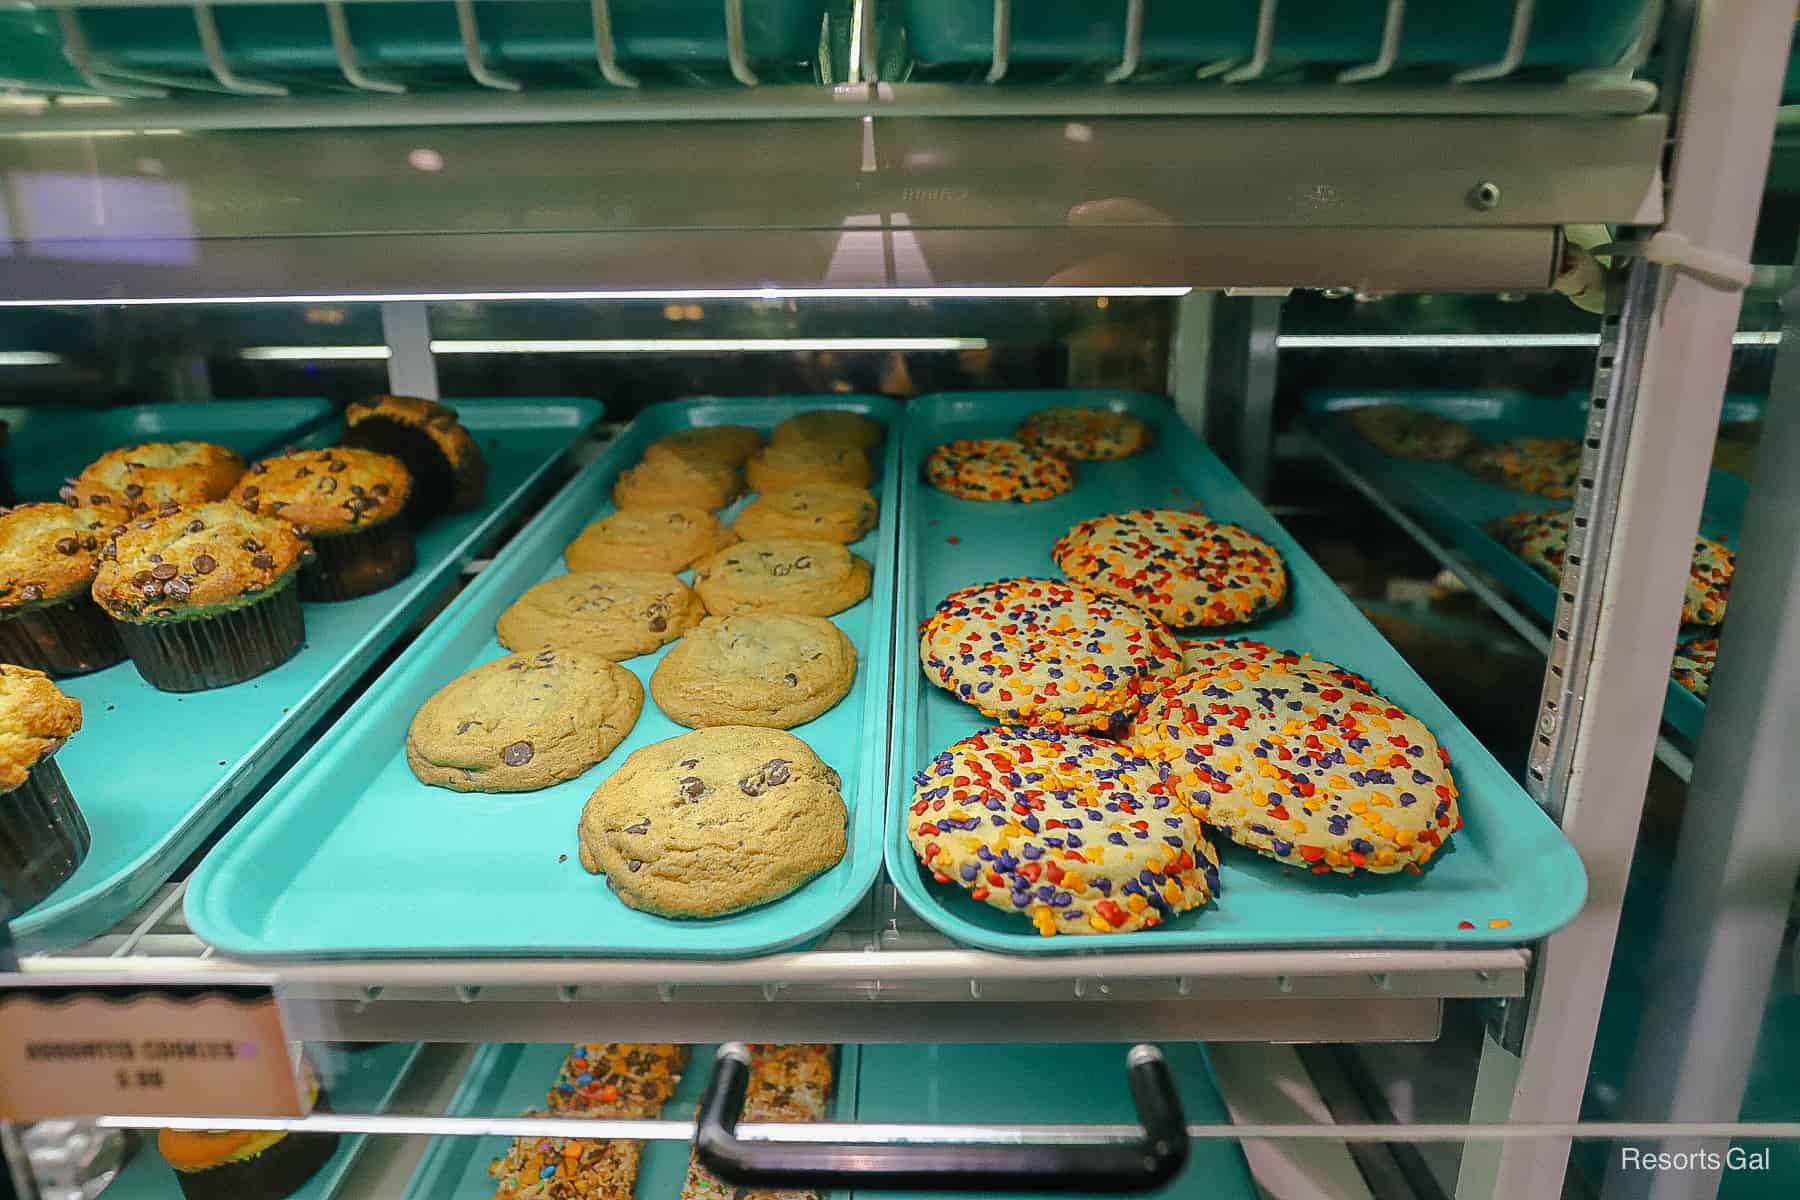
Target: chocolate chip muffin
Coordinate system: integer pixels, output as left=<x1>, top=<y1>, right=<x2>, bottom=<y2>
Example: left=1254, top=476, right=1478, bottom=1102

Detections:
left=62, top=441, right=245, bottom=518
left=577, top=726, right=847, bottom=917
left=232, top=448, right=415, bottom=602
left=91, top=501, right=310, bottom=692
left=0, top=664, right=87, bottom=914
left=0, top=503, right=126, bottom=676
left=406, top=647, right=643, bottom=793
left=342, top=395, right=486, bottom=518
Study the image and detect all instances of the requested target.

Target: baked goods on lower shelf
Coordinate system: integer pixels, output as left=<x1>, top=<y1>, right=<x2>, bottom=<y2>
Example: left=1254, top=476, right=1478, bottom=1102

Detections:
left=1346, top=403, right=1474, bottom=461
left=679, top=1044, right=835, bottom=1200
left=487, top=1117, right=642, bottom=1200
left=1490, top=507, right=1734, bottom=626
left=1052, top=509, right=1288, bottom=628
left=157, top=1058, right=338, bottom=1200
left=548, top=1043, right=688, bottom=1116
left=1461, top=436, right=1581, bottom=498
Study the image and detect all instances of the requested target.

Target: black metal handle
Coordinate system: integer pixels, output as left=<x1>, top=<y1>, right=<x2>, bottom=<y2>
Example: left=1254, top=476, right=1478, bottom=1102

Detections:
left=694, top=1043, right=1189, bottom=1194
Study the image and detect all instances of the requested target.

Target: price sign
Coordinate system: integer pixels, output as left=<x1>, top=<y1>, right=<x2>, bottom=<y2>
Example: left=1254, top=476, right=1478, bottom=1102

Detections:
left=0, top=981, right=303, bottom=1119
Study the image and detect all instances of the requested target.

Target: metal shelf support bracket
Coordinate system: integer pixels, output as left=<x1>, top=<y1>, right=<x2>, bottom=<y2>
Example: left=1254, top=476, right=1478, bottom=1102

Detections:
left=193, top=2, right=289, bottom=96
left=455, top=0, right=521, bottom=92
left=590, top=0, right=642, bottom=88
left=1104, top=0, right=1144, bottom=84
left=1453, top=0, right=1535, bottom=84
left=1224, top=0, right=1279, bottom=84
left=326, top=0, right=406, bottom=94
left=1338, top=0, right=1406, bottom=84
left=725, top=0, right=761, bottom=86
left=986, top=0, right=1010, bottom=83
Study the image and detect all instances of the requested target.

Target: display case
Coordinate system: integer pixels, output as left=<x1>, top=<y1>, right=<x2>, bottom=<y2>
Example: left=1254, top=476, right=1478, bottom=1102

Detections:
left=2, top=3, right=1798, bottom=1199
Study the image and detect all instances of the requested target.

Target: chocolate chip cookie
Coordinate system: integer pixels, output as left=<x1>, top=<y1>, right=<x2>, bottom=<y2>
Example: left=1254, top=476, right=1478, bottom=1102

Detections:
left=691, top=539, right=871, bottom=618
left=496, top=571, right=703, bottom=661
left=650, top=614, right=856, bottom=729
left=744, top=443, right=873, bottom=493
left=613, top=454, right=741, bottom=512
left=644, top=425, right=764, bottom=471
left=564, top=507, right=737, bottom=574
left=406, top=647, right=643, bottom=792
left=731, top=484, right=877, bottom=545
left=770, top=409, right=884, bottom=451
left=576, top=726, right=848, bottom=917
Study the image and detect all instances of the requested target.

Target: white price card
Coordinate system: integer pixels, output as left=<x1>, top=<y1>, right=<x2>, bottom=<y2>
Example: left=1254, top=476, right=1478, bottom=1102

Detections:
left=0, top=981, right=303, bottom=1119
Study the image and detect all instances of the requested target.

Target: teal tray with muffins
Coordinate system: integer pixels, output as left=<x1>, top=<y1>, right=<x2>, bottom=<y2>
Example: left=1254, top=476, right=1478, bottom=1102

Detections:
left=183, top=395, right=899, bottom=959
left=10, top=397, right=602, bottom=950
left=888, top=389, right=1586, bottom=953
left=100, top=1041, right=422, bottom=1200
left=1303, top=389, right=1753, bottom=743
left=401, top=1042, right=859, bottom=1200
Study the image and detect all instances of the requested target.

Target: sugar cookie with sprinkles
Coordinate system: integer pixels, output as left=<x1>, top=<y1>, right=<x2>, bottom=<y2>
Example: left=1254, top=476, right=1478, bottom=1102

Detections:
left=924, top=438, right=1073, bottom=503
left=1671, top=638, right=1717, bottom=697
left=918, top=577, right=1183, bottom=734
left=1132, top=667, right=1461, bottom=875
left=1493, top=508, right=1733, bottom=625
left=908, top=726, right=1220, bottom=936
left=1346, top=404, right=1475, bottom=462
left=1461, top=437, right=1581, bottom=498
left=1015, top=406, right=1152, bottom=461
left=1052, top=509, right=1288, bottom=628
left=1179, top=637, right=1375, bottom=695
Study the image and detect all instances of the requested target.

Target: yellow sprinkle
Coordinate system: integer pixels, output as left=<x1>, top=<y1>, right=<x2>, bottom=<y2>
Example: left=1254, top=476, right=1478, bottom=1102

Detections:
left=1289, top=820, right=1306, bottom=834
left=1325, top=849, right=1346, bottom=866
left=1348, top=798, right=1368, bottom=815
left=1088, top=915, right=1113, bottom=933
left=1488, top=918, right=1511, bottom=929
left=1395, top=830, right=1415, bottom=848
left=1126, top=893, right=1148, bottom=913
left=1375, top=849, right=1397, bottom=866
left=1371, top=793, right=1393, bottom=808
left=1329, top=775, right=1350, bottom=789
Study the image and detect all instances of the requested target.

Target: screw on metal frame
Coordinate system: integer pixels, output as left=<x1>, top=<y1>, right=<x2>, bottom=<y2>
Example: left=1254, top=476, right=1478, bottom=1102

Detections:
left=326, top=0, right=405, bottom=94
left=52, top=9, right=169, bottom=99
left=1223, top=0, right=1280, bottom=83
left=194, top=2, right=289, bottom=95
left=1469, top=180, right=1502, bottom=210
left=1103, top=0, right=1144, bottom=84
left=985, top=0, right=1010, bottom=83
left=589, top=0, right=640, bottom=87
left=1453, top=0, right=1536, bottom=83
left=724, top=0, right=760, bottom=86
left=455, top=0, right=521, bottom=91
left=1338, top=0, right=1405, bottom=84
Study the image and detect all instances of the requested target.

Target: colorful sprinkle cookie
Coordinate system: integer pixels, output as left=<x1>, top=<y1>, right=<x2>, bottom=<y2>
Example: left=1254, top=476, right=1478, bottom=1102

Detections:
left=908, top=726, right=1220, bottom=936
left=918, top=577, right=1183, bottom=734
left=1347, top=404, right=1475, bottom=462
left=1131, top=666, right=1461, bottom=875
left=1671, top=638, right=1717, bottom=697
left=1180, top=637, right=1375, bottom=695
left=547, top=1043, right=687, bottom=1117
left=1462, top=437, right=1582, bottom=498
left=1492, top=508, right=1733, bottom=625
left=1052, top=509, right=1288, bottom=628
left=924, top=438, right=1073, bottom=502
left=1015, top=406, right=1152, bottom=461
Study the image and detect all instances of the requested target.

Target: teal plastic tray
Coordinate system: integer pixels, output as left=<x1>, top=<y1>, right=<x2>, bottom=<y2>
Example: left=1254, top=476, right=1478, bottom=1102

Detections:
left=402, top=1042, right=858, bottom=1200
left=3, top=398, right=333, bottom=505
left=901, top=0, right=1648, bottom=72
left=13, top=397, right=601, bottom=951
left=185, top=396, right=898, bottom=959
left=100, top=1042, right=422, bottom=1200
left=1304, top=390, right=1750, bottom=743
left=888, top=390, right=1586, bottom=953
left=854, top=1042, right=1257, bottom=1200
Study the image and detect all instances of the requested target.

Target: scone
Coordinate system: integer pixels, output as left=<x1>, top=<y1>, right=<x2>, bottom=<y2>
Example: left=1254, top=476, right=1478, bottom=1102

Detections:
left=691, top=540, right=871, bottom=618
left=1347, top=404, right=1476, bottom=461
left=342, top=394, right=486, bottom=516
left=924, top=438, right=1072, bottom=502
left=1132, top=665, right=1461, bottom=874
left=918, top=577, right=1183, bottom=734
left=1015, top=406, right=1152, bottom=461
left=650, top=614, right=856, bottom=729
left=909, top=725, right=1219, bottom=936
left=406, top=647, right=643, bottom=792
left=564, top=507, right=736, bottom=574
left=496, top=571, right=703, bottom=661
left=732, top=484, right=877, bottom=545
left=745, top=442, right=873, bottom=493
left=64, top=441, right=245, bottom=518
left=613, top=455, right=740, bottom=512
left=644, top=425, right=764, bottom=471
left=771, top=410, right=884, bottom=451
left=576, top=726, right=847, bottom=917
left=1052, top=509, right=1288, bottom=628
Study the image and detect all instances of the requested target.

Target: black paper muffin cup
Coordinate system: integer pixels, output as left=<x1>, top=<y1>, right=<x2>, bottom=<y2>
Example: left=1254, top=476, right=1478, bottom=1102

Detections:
left=0, top=594, right=128, bottom=677
left=301, top=517, right=417, bottom=602
left=342, top=418, right=461, bottom=519
left=167, top=1130, right=341, bottom=1200
left=0, top=755, right=90, bottom=915
left=115, top=580, right=304, bottom=693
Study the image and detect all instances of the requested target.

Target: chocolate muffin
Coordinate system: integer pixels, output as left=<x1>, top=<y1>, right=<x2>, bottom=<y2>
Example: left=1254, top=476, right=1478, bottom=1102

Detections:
left=92, top=501, right=310, bottom=692
left=0, top=664, right=87, bottom=915
left=62, top=441, right=245, bottom=519
left=341, top=395, right=485, bottom=518
left=0, top=503, right=127, bottom=676
left=232, top=448, right=414, bottom=602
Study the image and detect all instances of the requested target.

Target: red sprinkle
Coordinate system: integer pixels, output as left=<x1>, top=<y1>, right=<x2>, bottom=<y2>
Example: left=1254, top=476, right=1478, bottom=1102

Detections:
left=947, top=536, right=961, bottom=544
left=1457, top=920, right=1476, bottom=930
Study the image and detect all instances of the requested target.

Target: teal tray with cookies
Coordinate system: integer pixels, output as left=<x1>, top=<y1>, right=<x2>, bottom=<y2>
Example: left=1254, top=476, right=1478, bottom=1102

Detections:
left=13, top=397, right=601, bottom=951
left=184, top=396, right=898, bottom=959
left=401, top=1043, right=857, bottom=1200
left=889, top=389, right=1586, bottom=953
left=1304, top=389, right=1752, bottom=742
left=101, top=1042, right=423, bottom=1200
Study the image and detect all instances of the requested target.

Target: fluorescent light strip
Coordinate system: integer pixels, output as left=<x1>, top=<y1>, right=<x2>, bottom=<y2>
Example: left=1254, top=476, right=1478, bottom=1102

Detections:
left=242, top=336, right=990, bottom=361
left=0, top=351, right=62, bottom=366
left=0, top=286, right=1191, bottom=309
left=1279, top=331, right=1782, bottom=349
